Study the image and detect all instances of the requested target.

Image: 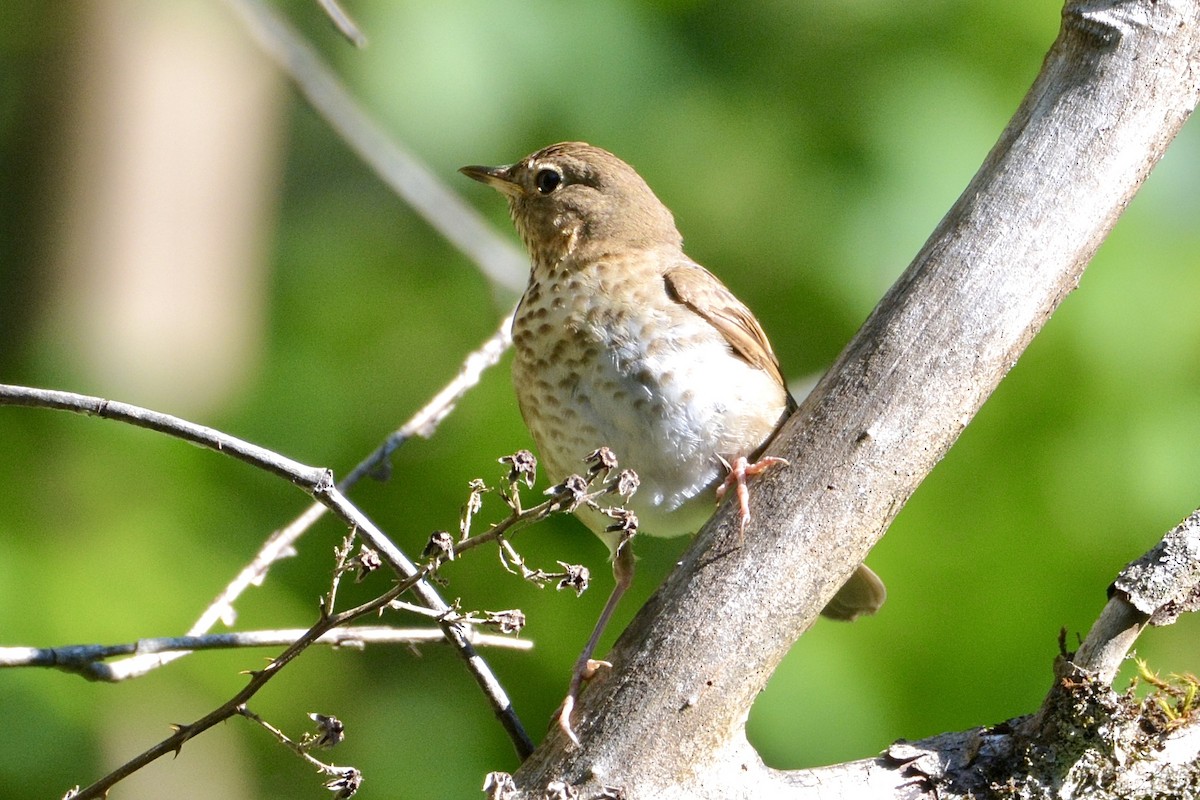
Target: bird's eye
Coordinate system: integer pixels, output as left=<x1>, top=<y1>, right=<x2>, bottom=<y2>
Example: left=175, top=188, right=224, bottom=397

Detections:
left=535, top=167, right=562, bottom=195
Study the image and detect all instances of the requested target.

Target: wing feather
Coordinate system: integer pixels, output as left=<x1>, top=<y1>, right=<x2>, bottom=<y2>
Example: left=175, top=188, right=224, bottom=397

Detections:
left=663, top=264, right=787, bottom=391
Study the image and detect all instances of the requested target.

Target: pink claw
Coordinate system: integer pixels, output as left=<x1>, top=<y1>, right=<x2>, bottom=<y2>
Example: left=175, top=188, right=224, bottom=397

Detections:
left=716, top=455, right=789, bottom=539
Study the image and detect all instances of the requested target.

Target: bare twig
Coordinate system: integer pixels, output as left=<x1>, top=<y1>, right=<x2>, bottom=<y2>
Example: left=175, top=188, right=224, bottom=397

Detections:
left=314, top=0, right=366, bottom=47
left=222, top=0, right=528, bottom=296
left=0, top=625, right=532, bottom=678
left=239, top=706, right=361, bottom=796
left=403, top=453, right=632, bottom=592
left=1070, top=599, right=1150, bottom=686
left=459, top=480, right=614, bottom=554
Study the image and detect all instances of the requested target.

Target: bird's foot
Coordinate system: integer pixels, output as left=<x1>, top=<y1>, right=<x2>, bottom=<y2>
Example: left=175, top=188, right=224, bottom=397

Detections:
left=716, top=455, right=789, bottom=541
left=557, top=659, right=612, bottom=746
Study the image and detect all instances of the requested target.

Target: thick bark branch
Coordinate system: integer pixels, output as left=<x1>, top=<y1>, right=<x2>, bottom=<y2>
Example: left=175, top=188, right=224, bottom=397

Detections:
left=507, top=1, right=1200, bottom=797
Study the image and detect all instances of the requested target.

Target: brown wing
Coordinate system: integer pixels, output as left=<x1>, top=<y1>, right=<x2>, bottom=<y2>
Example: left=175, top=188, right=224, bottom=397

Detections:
left=663, top=263, right=787, bottom=391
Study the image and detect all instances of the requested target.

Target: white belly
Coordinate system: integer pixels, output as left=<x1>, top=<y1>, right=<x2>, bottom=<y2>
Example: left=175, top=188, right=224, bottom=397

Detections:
left=512, top=267, right=787, bottom=541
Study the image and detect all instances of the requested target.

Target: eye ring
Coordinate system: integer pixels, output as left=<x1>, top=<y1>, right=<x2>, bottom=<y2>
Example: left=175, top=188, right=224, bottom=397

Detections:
left=534, top=167, right=563, bottom=195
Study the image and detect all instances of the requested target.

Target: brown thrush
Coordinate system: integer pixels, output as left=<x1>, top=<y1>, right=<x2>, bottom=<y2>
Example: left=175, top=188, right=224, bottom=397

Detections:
left=461, top=142, right=885, bottom=743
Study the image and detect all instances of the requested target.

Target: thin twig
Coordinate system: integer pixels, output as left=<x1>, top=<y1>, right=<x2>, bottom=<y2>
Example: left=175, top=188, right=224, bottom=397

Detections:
left=0, top=385, right=326, bottom=487
left=314, top=0, right=366, bottom=47
left=223, top=0, right=528, bottom=296
left=0, top=626, right=532, bottom=678
left=456, top=472, right=638, bottom=557
left=239, top=707, right=360, bottom=795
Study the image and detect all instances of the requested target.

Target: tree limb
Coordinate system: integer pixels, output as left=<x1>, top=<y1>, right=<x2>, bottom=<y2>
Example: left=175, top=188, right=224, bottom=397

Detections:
left=507, top=0, right=1200, bottom=796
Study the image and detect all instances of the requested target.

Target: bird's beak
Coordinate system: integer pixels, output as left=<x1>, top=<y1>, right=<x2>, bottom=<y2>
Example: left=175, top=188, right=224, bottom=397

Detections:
left=459, top=163, right=523, bottom=198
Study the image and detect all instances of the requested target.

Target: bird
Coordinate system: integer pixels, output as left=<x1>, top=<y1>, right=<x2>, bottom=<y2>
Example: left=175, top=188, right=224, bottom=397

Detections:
left=460, top=142, right=885, bottom=744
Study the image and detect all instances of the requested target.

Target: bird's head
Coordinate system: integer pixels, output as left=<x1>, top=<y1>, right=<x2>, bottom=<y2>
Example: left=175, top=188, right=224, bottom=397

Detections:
left=461, top=142, right=682, bottom=266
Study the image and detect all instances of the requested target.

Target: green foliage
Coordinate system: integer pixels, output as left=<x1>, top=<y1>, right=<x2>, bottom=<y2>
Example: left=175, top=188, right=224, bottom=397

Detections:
left=1, top=1, right=1197, bottom=797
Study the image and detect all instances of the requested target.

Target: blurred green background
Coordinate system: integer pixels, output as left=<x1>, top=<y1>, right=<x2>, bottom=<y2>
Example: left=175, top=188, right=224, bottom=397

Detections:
left=2, top=1, right=1198, bottom=797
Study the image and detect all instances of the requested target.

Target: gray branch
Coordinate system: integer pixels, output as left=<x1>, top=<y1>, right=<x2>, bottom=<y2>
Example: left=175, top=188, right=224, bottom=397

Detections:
left=1111, top=508, right=1200, bottom=627
left=505, top=0, right=1200, bottom=797
left=0, top=625, right=531, bottom=680
left=223, top=0, right=528, bottom=297
left=313, top=0, right=366, bottom=47
left=1072, top=508, right=1200, bottom=685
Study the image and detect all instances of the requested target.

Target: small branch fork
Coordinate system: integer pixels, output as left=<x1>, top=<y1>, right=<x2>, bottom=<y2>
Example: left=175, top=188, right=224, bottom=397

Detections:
left=460, top=448, right=639, bottom=565
left=60, top=548, right=419, bottom=800
left=239, top=708, right=360, bottom=798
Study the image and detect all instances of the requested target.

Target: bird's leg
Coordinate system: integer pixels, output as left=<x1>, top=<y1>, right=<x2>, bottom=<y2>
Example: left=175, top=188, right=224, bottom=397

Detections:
left=558, top=540, right=635, bottom=746
left=715, top=454, right=789, bottom=540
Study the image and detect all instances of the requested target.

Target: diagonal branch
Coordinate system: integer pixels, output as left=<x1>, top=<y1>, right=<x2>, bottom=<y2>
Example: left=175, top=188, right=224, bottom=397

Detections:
left=313, top=0, right=366, bottom=48
left=648, top=507, right=1200, bottom=799
left=222, top=0, right=528, bottom=296
left=510, top=0, right=1200, bottom=796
